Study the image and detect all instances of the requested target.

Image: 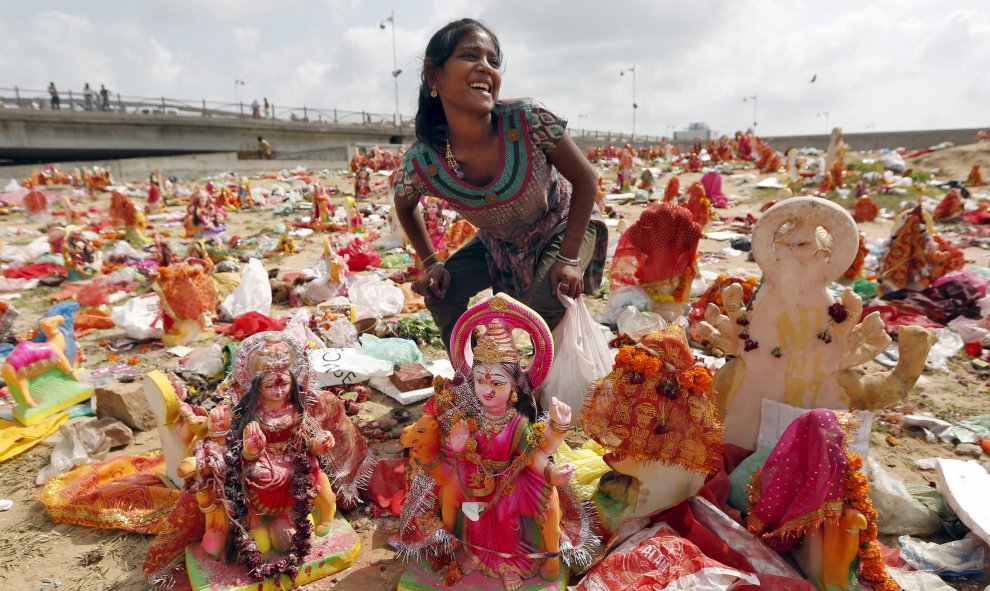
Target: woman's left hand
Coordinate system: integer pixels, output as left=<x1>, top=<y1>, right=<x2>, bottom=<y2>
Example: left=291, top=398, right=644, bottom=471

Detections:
left=549, top=396, right=572, bottom=428
left=550, top=261, right=583, bottom=299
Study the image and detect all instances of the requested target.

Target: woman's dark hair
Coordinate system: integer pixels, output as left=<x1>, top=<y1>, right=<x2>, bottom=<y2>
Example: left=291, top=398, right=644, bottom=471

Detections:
left=415, top=18, right=502, bottom=147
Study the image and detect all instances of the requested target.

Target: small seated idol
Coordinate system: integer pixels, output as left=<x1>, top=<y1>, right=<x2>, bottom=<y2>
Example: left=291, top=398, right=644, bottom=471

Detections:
left=61, top=225, right=102, bottom=281
left=876, top=205, right=965, bottom=293
left=143, top=332, right=359, bottom=590
left=152, top=258, right=218, bottom=346
left=608, top=202, right=702, bottom=317
left=109, top=190, right=149, bottom=247
left=397, top=294, right=598, bottom=591
left=933, top=187, right=964, bottom=221
left=966, top=163, right=986, bottom=187
left=583, top=325, right=723, bottom=533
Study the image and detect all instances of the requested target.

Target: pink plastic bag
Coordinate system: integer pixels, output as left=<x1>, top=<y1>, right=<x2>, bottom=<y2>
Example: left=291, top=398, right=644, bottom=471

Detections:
left=340, top=237, right=382, bottom=272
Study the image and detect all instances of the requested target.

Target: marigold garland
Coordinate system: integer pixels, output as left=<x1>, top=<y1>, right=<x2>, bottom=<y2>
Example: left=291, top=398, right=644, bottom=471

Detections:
left=844, top=452, right=899, bottom=591
left=615, top=346, right=662, bottom=377
left=526, top=422, right=548, bottom=449
left=677, top=366, right=713, bottom=394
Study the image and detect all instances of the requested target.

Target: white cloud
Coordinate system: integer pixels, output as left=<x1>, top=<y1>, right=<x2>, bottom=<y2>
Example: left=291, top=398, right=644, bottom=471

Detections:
left=3, top=1, right=988, bottom=136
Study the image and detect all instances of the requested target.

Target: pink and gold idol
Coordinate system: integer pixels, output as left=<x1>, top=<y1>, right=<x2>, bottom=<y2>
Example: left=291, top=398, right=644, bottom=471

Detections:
left=398, top=294, right=599, bottom=591
left=144, top=332, right=360, bottom=590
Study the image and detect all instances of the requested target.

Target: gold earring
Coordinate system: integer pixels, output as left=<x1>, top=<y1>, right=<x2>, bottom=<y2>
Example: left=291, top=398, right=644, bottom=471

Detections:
left=510, top=391, right=518, bottom=404
left=430, top=86, right=438, bottom=98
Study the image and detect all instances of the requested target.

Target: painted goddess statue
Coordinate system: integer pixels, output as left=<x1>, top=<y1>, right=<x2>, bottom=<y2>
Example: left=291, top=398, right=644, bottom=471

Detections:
left=398, top=294, right=597, bottom=591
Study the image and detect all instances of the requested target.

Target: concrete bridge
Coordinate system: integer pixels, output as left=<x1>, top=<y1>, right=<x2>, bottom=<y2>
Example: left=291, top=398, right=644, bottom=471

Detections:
left=0, top=108, right=412, bottom=164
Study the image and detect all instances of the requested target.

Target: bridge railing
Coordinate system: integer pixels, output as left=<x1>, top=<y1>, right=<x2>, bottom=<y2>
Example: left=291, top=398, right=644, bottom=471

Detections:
left=0, top=85, right=413, bottom=129
left=0, top=86, right=676, bottom=142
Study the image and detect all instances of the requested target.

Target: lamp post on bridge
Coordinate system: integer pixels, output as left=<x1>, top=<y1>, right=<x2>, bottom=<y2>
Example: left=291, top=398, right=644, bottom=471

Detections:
left=743, top=94, right=758, bottom=129
left=380, top=11, right=401, bottom=128
left=234, top=79, right=245, bottom=117
left=620, top=66, right=637, bottom=139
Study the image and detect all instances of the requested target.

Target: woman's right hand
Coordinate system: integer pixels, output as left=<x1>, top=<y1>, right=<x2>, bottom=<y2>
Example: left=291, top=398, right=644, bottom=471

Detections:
left=412, top=263, right=451, bottom=299
left=448, top=419, right=469, bottom=453
left=243, top=421, right=266, bottom=459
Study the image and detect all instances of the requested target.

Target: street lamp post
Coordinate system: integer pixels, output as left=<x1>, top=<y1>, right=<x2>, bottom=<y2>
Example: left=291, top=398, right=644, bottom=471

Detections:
left=817, top=111, right=830, bottom=133
left=234, top=79, right=245, bottom=117
left=577, top=114, right=588, bottom=135
left=743, top=94, right=757, bottom=128
left=620, top=66, right=637, bottom=139
left=380, top=11, right=401, bottom=128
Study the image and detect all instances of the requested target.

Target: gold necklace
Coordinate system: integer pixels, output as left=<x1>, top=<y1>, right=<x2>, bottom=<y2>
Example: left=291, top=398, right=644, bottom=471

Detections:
left=445, top=139, right=465, bottom=179
left=479, top=407, right=516, bottom=435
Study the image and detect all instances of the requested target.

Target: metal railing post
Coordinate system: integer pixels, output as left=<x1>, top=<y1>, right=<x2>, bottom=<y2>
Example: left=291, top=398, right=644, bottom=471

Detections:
left=303, top=106, right=308, bottom=121
left=68, top=90, right=74, bottom=110
left=202, top=99, right=207, bottom=116
left=334, top=109, right=337, bottom=124
left=161, top=96, right=166, bottom=113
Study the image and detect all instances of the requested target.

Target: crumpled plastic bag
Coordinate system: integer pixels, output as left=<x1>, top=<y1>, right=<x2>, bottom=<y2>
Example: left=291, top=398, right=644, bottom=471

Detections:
left=220, top=258, right=272, bottom=320
left=0, top=235, right=49, bottom=265
left=616, top=306, right=667, bottom=341
left=542, top=294, right=613, bottom=413
left=284, top=308, right=325, bottom=347
left=324, top=317, right=360, bottom=348
left=596, top=285, right=652, bottom=325
left=359, top=334, right=423, bottom=365
left=182, top=344, right=225, bottom=378
left=36, top=418, right=133, bottom=484
left=868, top=458, right=942, bottom=535
left=880, top=151, right=907, bottom=173
left=925, top=328, right=964, bottom=371
left=898, top=533, right=985, bottom=577
left=577, top=522, right=759, bottom=591
left=339, top=236, right=382, bottom=271
left=947, top=316, right=990, bottom=346
left=554, top=440, right=610, bottom=501
left=349, top=275, right=403, bottom=319
left=111, top=293, right=165, bottom=340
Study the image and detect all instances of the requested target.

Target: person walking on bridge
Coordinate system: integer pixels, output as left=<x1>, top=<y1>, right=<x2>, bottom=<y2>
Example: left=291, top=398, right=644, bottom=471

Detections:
left=99, top=84, right=110, bottom=111
left=48, top=82, right=60, bottom=110
left=83, top=83, right=94, bottom=111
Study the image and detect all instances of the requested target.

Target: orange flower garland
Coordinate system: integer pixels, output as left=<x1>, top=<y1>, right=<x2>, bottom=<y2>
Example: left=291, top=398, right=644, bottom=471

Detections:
left=677, top=366, right=713, bottom=395
left=615, top=346, right=662, bottom=377
left=844, top=453, right=898, bottom=591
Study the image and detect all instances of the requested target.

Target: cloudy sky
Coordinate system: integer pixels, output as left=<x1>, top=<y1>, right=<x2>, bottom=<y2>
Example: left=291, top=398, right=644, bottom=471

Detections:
left=2, top=0, right=988, bottom=138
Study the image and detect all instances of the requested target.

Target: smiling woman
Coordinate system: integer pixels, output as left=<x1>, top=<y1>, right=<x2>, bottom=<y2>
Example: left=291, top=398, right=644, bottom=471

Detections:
left=393, top=18, right=608, bottom=353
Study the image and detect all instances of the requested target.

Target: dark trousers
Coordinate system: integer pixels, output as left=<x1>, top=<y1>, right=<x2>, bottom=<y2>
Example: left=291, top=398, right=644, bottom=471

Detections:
left=426, top=225, right=599, bottom=353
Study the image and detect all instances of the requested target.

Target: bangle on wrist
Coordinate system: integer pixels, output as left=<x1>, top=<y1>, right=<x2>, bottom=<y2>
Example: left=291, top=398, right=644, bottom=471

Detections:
left=554, top=252, right=580, bottom=266
left=422, top=251, right=440, bottom=267
left=426, top=261, right=445, bottom=274
left=549, top=419, right=570, bottom=433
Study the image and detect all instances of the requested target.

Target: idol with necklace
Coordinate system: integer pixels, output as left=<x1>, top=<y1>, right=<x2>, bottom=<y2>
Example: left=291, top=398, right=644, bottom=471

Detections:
left=398, top=294, right=598, bottom=591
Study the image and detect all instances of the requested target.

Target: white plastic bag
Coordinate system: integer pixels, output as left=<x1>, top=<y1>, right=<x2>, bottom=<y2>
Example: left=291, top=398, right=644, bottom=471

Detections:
left=348, top=275, right=403, bottom=319
left=542, top=295, right=613, bottom=414
left=925, top=328, right=963, bottom=371
left=111, top=293, right=165, bottom=340
left=220, top=258, right=272, bottom=320
left=868, top=458, right=942, bottom=535
left=616, top=306, right=667, bottom=341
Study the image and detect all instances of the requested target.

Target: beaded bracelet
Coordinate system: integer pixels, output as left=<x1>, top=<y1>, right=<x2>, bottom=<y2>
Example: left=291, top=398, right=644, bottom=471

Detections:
left=554, top=252, right=580, bottom=266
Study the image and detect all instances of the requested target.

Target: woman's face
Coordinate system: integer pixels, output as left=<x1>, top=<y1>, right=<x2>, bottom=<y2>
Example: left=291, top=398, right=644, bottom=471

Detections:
left=259, top=371, right=292, bottom=407
left=434, top=29, right=502, bottom=116
left=473, top=363, right=513, bottom=414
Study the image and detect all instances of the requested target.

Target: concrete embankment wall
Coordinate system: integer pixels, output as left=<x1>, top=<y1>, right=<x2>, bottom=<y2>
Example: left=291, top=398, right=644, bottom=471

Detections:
left=0, top=151, right=350, bottom=184
left=762, top=127, right=986, bottom=152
